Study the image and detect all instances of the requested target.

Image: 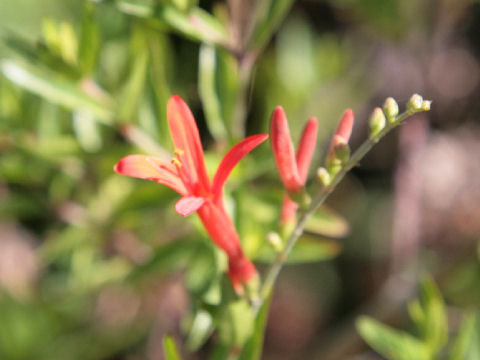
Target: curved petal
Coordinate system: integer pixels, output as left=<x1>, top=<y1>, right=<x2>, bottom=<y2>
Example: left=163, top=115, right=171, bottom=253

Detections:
left=114, top=155, right=187, bottom=195
left=175, top=196, right=205, bottom=216
left=211, top=134, right=268, bottom=202
left=270, top=106, right=302, bottom=193
left=334, top=109, right=354, bottom=143
left=296, top=117, right=318, bottom=183
left=167, top=95, right=211, bottom=192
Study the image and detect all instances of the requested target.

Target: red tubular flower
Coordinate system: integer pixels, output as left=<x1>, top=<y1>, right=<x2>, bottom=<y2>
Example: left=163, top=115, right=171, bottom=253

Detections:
left=114, top=95, right=268, bottom=294
left=270, top=107, right=303, bottom=193
left=327, top=109, right=354, bottom=163
left=270, top=107, right=318, bottom=224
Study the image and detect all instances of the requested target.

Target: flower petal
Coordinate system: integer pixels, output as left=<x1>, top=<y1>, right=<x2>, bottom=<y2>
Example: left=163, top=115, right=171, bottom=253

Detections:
left=114, top=155, right=187, bottom=195
left=175, top=196, right=206, bottom=216
left=296, top=117, right=318, bottom=183
left=211, top=134, right=268, bottom=202
left=270, top=106, right=302, bottom=193
left=334, top=109, right=354, bottom=143
left=167, top=95, right=211, bottom=192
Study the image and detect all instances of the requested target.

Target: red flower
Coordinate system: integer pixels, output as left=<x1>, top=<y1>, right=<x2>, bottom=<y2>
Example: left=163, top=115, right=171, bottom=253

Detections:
left=270, top=107, right=318, bottom=224
left=115, top=95, right=268, bottom=293
left=326, top=109, right=354, bottom=165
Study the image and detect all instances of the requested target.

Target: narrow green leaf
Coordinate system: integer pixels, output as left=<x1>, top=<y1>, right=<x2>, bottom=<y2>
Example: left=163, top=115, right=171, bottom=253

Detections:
left=199, top=44, right=228, bottom=140
left=449, top=311, right=477, bottom=360
left=163, top=335, right=182, bottom=360
left=117, top=25, right=149, bottom=121
left=185, top=310, right=214, bottom=351
left=356, top=316, right=430, bottom=360
left=255, top=235, right=340, bottom=264
left=116, top=1, right=230, bottom=46
left=1, top=60, right=114, bottom=124
left=79, top=2, right=100, bottom=75
left=239, top=293, right=272, bottom=360
left=417, top=276, right=448, bottom=353
left=304, top=206, right=350, bottom=238
left=217, top=298, right=254, bottom=347
left=249, top=0, right=295, bottom=50
left=72, top=110, right=102, bottom=152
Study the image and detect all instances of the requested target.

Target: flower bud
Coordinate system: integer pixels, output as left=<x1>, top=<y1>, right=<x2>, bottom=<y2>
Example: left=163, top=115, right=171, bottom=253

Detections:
left=369, top=107, right=386, bottom=139
left=267, top=232, right=284, bottom=252
left=422, top=100, right=432, bottom=111
left=383, top=97, right=399, bottom=123
left=270, top=106, right=303, bottom=193
left=407, top=94, right=423, bottom=112
left=317, top=167, right=331, bottom=187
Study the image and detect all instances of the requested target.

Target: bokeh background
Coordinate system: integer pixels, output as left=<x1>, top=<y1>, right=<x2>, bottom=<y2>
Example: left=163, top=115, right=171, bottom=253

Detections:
left=0, top=0, right=479, bottom=359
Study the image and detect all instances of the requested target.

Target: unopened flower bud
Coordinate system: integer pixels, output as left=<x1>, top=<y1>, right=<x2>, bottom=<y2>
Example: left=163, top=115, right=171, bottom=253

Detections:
left=383, top=97, right=399, bottom=123
left=317, top=167, right=331, bottom=187
left=267, top=232, right=284, bottom=252
left=422, top=100, right=432, bottom=111
left=369, top=107, right=386, bottom=139
left=407, top=94, right=423, bottom=112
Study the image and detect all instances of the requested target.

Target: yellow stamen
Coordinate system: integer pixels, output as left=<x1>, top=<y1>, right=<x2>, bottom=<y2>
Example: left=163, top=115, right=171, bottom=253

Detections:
left=174, top=149, right=185, bottom=156
left=171, top=158, right=182, bottom=167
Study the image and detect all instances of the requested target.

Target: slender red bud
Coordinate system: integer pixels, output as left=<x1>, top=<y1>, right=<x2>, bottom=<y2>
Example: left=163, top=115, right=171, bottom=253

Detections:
left=296, top=117, right=318, bottom=183
left=270, top=106, right=302, bottom=193
left=326, top=109, right=354, bottom=169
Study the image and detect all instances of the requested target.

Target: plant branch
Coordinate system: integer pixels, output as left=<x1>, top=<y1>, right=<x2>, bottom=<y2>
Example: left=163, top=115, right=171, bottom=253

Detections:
left=257, top=108, right=424, bottom=307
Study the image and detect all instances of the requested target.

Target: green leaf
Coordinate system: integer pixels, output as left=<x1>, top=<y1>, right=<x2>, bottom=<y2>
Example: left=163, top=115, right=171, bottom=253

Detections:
left=255, top=235, right=340, bottom=264
left=239, top=293, right=272, bottom=360
left=356, top=316, right=430, bottom=360
left=416, top=276, right=448, bottom=353
left=163, top=335, right=182, bottom=360
left=304, top=206, right=350, bottom=238
left=185, top=309, right=214, bottom=351
left=116, top=1, right=230, bottom=46
left=199, top=44, right=228, bottom=141
left=249, top=0, right=295, bottom=50
left=79, top=2, right=100, bottom=75
left=1, top=60, right=114, bottom=124
left=117, top=24, right=149, bottom=121
left=449, top=311, right=477, bottom=360
left=216, top=295, right=254, bottom=347
left=72, top=110, right=102, bottom=152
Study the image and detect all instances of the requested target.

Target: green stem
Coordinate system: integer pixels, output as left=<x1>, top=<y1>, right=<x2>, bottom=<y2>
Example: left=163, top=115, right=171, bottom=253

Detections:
left=257, top=109, right=419, bottom=306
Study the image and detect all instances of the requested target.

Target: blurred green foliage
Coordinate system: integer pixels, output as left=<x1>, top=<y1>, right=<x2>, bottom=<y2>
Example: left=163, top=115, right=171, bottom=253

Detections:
left=1, top=0, right=479, bottom=358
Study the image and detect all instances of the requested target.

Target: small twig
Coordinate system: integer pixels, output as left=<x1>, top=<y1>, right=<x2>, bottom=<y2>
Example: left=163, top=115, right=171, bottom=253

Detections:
left=257, top=109, right=422, bottom=309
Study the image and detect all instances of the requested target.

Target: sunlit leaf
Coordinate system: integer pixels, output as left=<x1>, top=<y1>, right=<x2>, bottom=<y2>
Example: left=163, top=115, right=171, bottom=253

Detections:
left=415, top=276, right=448, bottom=353
left=449, top=311, right=478, bottom=360
left=163, top=335, right=182, bottom=360
left=185, top=309, right=214, bottom=351
left=199, top=44, right=228, bottom=141
left=304, top=205, right=350, bottom=238
left=216, top=298, right=254, bottom=347
left=239, top=294, right=272, bottom=360
left=356, top=316, right=430, bottom=360
left=255, top=235, right=340, bottom=264
left=1, top=60, right=114, bottom=124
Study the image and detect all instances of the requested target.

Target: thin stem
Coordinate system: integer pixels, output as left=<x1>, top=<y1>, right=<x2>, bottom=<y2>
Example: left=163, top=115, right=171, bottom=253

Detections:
left=258, top=109, right=419, bottom=306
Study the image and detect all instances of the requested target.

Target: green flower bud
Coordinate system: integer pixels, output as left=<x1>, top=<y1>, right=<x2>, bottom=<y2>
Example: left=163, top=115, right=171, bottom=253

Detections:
left=317, top=167, right=331, bottom=187
left=407, top=94, right=423, bottom=112
left=422, top=100, right=432, bottom=111
left=383, top=97, right=399, bottom=123
left=267, top=232, right=284, bottom=252
left=369, top=107, right=386, bottom=139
